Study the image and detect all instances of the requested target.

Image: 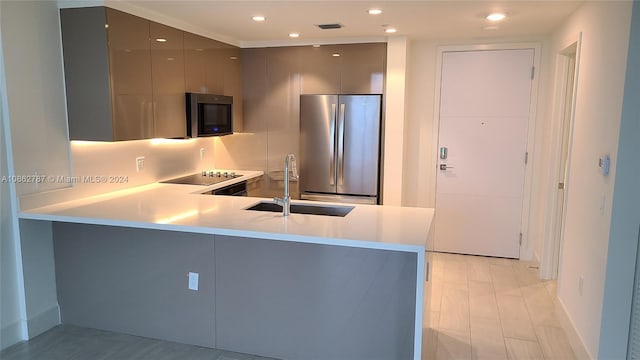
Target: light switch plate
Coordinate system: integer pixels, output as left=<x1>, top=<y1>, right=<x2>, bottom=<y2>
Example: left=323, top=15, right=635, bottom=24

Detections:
left=136, top=156, right=145, bottom=172
left=200, top=148, right=205, bottom=160
left=188, top=272, right=199, bottom=291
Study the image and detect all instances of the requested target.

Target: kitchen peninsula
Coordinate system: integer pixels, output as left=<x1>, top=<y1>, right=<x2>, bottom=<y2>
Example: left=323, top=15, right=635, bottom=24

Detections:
left=19, top=180, right=433, bottom=360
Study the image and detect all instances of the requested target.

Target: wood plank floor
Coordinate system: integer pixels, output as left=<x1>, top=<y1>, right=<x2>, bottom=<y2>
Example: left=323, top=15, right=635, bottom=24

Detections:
left=2, top=252, right=576, bottom=360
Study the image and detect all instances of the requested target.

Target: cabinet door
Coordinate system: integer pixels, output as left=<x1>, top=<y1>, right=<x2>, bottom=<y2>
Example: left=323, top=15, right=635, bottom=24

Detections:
left=339, top=43, right=386, bottom=94
left=106, top=8, right=153, bottom=140
left=222, top=47, right=243, bottom=131
left=205, top=40, right=226, bottom=95
left=300, top=45, right=341, bottom=94
left=150, top=23, right=186, bottom=138
left=184, top=32, right=210, bottom=93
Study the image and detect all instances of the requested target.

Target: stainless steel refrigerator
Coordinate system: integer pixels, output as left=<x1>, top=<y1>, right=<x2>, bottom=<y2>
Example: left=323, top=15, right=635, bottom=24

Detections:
left=299, top=94, right=382, bottom=205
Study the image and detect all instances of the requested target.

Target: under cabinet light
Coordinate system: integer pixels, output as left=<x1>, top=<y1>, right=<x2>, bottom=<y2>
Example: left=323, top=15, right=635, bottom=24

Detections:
left=486, top=13, right=506, bottom=21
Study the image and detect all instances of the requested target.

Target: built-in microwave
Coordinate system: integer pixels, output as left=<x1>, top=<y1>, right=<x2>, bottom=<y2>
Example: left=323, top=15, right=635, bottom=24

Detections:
left=186, top=93, right=233, bottom=137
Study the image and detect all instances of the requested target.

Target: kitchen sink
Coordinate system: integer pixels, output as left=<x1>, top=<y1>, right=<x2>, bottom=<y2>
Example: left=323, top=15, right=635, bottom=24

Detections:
left=245, top=201, right=354, bottom=217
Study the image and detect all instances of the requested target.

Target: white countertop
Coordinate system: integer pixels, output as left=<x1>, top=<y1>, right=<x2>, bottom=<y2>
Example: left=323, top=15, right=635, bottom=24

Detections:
left=19, top=171, right=434, bottom=253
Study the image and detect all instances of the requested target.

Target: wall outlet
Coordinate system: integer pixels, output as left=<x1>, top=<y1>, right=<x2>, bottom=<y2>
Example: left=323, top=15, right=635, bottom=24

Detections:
left=136, top=156, right=145, bottom=172
left=578, top=276, right=584, bottom=296
left=188, top=272, right=199, bottom=291
left=200, top=148, right=205, bottom=160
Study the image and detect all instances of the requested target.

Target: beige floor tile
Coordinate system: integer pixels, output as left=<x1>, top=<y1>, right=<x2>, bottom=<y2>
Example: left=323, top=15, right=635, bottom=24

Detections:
left=490, top=264, right=522, bottom=297
left=544, top=280, right=558, bottom=299
left=423, top=326, right=439, bottom=360
left=469, top=281, right=500, bottom=320
left=431, top=311, right=441, bottom=329
left=504, top=337, right=544, bottom=360
left=431, top=279, right=444, bottom=312
left=470, top=316, right=508, bottom=360
left=521, top=284, right=561, bottom=327
left=467, top=259, right=493, bottom=283
left=443, top=258, right=469, bottom=285
left=436, top=328, right=472, bottom=360
left=535, top=325, right=576, bottom=360
left=514, top=265, right=541, bottom=287
left=487, top=257, right=516, bottom=266
left=496, top=295, right=537, bottom=341
left=439, top=284, right=470, bottom=332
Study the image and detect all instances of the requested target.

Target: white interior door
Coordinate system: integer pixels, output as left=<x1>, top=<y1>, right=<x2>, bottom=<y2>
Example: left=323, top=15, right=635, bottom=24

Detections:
left=434, top=49, right=534, bottom=258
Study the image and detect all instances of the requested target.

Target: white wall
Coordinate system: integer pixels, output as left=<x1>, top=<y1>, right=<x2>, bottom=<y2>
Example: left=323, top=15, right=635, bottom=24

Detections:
left=547, top=2, right=632, bottom=357
left=1, top=0, right=72, bottom=196
left=1, top=45, right=27, bottom=349
left=382, top=37, right=408, bottom=206
left=597, top=2, right=640, bottom=357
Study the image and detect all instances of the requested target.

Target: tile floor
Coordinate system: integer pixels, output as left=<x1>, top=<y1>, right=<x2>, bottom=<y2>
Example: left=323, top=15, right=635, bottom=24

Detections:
left=423, top=252, right=577, bottom=360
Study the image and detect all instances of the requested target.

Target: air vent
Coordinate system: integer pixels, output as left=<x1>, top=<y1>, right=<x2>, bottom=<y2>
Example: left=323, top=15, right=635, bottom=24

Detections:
left=317, top=23, right=343, bottom=30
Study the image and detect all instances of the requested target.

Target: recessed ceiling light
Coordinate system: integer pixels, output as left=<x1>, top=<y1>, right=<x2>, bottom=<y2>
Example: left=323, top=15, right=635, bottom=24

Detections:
left=289, top=33, right=300, bottom=38
left=486, top=13, right=506, bottom=22
left=332, top=53, right=340, bottom=57
left=155, top=38, right=167, bottom=42
left=385, top=27, right=397, bottom=34
left=252, top=15, right=265, bottom=22
left=368, top=9, right=383, bottom=15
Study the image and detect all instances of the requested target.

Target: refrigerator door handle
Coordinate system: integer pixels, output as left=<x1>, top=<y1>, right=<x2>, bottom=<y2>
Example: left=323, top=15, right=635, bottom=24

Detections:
left=329, top=103, right=337, bottom=186
left=338, top=103, right=346, bottom=186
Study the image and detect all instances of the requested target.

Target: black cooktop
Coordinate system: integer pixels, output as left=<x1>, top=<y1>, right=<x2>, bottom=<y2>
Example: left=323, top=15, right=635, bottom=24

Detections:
left=161, top=172, right=241, bottom=186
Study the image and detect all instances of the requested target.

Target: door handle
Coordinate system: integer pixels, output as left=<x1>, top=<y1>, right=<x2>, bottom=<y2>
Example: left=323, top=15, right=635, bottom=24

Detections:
left=338, top=103, right=345, bottom=186
left=439, top=164, right=454, bottom=170
left=329, top=103, right=336, bottom=186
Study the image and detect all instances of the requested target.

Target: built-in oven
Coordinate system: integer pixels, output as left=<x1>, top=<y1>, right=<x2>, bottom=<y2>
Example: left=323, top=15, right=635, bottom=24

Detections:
left=186, top=93, right=233, bottom=137
left=204, top=181, right=247, bottom=196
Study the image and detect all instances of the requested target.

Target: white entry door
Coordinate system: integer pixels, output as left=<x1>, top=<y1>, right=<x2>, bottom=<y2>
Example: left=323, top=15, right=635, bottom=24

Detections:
left=434, top=49, right=534, bottom=258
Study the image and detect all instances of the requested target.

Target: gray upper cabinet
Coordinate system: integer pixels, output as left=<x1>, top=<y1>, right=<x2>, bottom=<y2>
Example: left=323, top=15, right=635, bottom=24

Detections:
left=150, top=22, right=186, bottom=138
left=106, top=8, right=154, bottom=140
left=60, top=7, right=240, bottom=141
left=184, top=32, right=243, bottom=131
left=300, top=43, right=386, bottom=95
left=60, top=7, right=153, bottom=141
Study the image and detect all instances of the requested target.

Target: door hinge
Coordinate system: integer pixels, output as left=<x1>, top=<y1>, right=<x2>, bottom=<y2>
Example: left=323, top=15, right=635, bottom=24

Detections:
left=519, top=232, right=523, bottom=245
left=524, top=152, right=529, bottom=165
left=531, top=66, right=535, bottom=80
left=558, top=182, right=565, bottom=190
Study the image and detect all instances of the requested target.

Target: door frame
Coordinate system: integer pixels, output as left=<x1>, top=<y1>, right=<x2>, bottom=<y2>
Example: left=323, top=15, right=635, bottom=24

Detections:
left=539, top=34, right=582, bottom=279
left=432, top=42, right=542, bottom=259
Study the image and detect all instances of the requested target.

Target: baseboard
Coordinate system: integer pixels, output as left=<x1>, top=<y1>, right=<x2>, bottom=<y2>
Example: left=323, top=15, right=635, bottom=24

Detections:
left=555, top=298, right=593, bottom=359
left=26, top=305, right=60, bottom=339
left=1, top=319, right=26, bottom=351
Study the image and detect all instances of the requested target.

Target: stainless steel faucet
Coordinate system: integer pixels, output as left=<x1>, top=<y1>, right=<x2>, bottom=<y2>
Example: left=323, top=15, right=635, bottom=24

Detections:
left=274, top=153, right=298, bottom=216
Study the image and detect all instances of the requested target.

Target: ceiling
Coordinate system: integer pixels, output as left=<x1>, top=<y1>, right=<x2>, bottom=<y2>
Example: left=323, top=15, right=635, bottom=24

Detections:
left=114, top=0, right=585, bottom=47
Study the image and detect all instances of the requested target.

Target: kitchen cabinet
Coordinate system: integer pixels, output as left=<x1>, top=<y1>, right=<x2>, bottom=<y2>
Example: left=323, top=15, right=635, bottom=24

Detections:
left=60, top=7, right=153, bottom=141
left=106, top=8, right=154, bottom=140
left=60, top=7, right=241, bottom=141
left=339, top=43, right=386, bottom=94
left=184, top=32, right=243, bottom=131
left=301, top=43, right=386, bottom=95
left=150, top=22, right=186, bottom=138
left=300, top=45, right=341, bottom=94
